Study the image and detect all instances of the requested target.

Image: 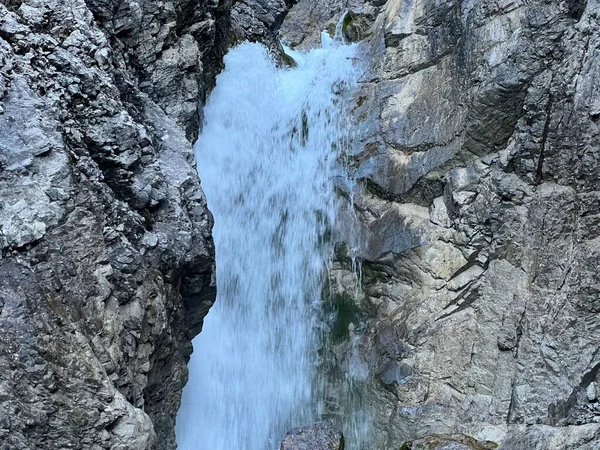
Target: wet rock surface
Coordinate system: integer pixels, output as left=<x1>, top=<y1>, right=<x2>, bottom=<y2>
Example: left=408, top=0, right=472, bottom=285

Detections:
left=280, top=422, right=345, bottom=450
left=230, top=0, right=290, bottom=49
left=0, top=0, right=225, bottom=448
left=279, top=0, right=372, bottom=48
left=279, top=0, right=600, bottom=448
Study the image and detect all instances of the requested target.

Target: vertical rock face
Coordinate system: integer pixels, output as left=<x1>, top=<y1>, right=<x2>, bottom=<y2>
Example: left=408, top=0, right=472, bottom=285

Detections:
left=3, top=0, right=599, bottom=448
left=0, top=0, right=225, bottom=448
left=285, top=0, right=600, bottom=448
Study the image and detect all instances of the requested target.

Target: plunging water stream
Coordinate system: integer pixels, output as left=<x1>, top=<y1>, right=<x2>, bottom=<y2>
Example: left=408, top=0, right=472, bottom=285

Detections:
left=176, top=35, right=360, bottom=450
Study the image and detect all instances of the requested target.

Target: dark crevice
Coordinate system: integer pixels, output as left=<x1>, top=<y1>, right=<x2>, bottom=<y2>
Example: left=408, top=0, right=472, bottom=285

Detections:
left=579, top=361, right=600, bottom=389
left=513, top=306, right=526, bottom=358
left=567, top=0, right=587, bottom=21
left=535, top=87, right=554, bottom=185
left=547, top=360, right=600, bottom=425
left=447, top=250, right=487, bottom=282
left=105, top=415, right=123, bottom=432
left=436, top=283, right=480, bottom=321
left=507, top=376, right=518, bottom=424
left=437, top=289, right=480, bottom=321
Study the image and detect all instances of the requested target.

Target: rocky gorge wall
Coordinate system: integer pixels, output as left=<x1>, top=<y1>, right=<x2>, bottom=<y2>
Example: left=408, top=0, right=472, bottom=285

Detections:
left=2, top=0, right=600, bottom=449
left=280, top=0, right=600, bottom=448
left=0, top=0, right=229, bottom=448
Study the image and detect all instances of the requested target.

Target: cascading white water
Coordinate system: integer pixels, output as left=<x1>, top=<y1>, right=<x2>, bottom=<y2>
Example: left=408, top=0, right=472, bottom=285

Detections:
left=176, top=36, right=359, bottom=449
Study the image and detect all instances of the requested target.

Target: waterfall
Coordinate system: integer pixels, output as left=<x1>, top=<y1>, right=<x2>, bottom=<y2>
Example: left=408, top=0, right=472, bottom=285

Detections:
left=176, top=36, right=359, bottom=450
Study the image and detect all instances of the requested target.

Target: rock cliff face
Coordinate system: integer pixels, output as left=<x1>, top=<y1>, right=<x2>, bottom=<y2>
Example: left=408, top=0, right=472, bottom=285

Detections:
left=284, top=0, right=600, bottom=448
left=0, top=0, right=225, bottom=448
left=4, top=0, right=600, bottom=448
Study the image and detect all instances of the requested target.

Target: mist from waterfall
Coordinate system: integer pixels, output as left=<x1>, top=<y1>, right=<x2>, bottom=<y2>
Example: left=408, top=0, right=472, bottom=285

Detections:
left=176, top=36, right=360, bottom=449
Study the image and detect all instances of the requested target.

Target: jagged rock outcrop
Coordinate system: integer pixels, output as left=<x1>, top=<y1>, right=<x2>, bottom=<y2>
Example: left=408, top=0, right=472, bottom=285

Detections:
left=279, top=0, right=378, bottom=48
left=230, top=0, right=292, bottom=50
left=283, top=0, right=600, bottom=448
left=0, top=0, right=226, bottom=448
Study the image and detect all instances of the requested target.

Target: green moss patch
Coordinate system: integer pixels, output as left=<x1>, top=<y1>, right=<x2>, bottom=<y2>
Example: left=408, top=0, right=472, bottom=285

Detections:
left=328, top=293, right=361, bottom=343
left=281, top=52, right=297, bottom=68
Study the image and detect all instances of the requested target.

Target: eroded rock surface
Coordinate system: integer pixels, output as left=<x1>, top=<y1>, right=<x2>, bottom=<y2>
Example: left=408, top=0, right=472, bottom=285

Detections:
left=281, top=423, right=345, bottom=450
left=0, top=0, right=224, bottom=448
left=280, top=0, right=600, bottom=448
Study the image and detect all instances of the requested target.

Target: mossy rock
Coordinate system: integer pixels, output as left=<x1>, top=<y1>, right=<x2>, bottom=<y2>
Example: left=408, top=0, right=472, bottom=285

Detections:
left=341, top=10, right=373, bottom=43
left=328, top=292, right=361, bottom=343
left=281, top=52, right=297, bottom=68
left=326, top=22, right=337, bottom=38
left=342, top=13, right=353, bottom=34
left=356, top=95, right=367, bottom=107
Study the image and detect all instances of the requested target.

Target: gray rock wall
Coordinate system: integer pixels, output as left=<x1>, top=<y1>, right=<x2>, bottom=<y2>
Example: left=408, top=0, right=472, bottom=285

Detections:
left=4, top=0, right=600, bottom=447
left=282, top=0, right=600, bottom=448
left=0, top=0, right=224, bottom=448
